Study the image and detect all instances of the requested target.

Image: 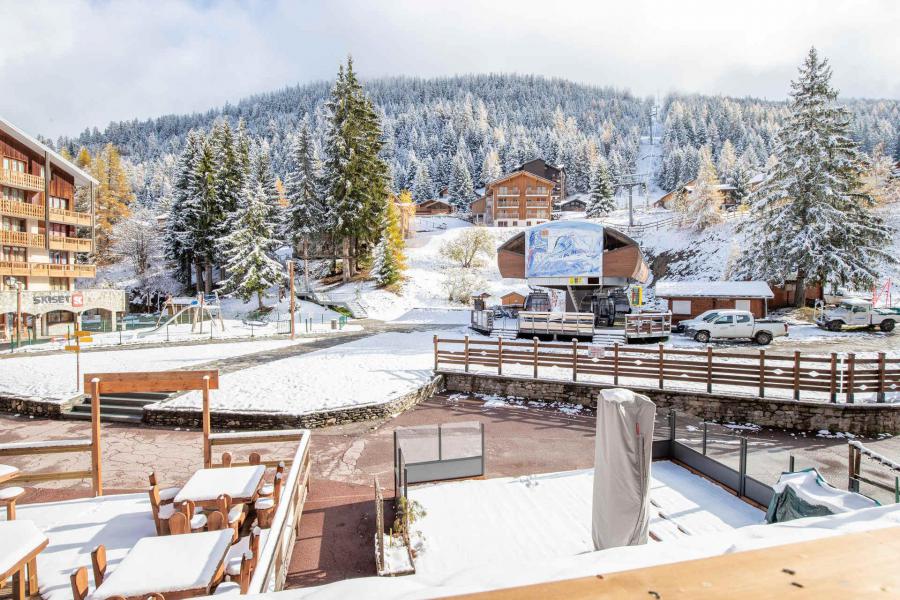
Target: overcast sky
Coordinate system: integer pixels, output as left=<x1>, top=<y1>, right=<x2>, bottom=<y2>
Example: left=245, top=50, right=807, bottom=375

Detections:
left=1, top=0, right=898, bottom=138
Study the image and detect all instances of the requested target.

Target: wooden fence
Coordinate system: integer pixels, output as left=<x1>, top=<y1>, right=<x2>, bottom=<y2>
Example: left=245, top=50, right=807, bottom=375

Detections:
left=433, top=336, right=900, bottom=403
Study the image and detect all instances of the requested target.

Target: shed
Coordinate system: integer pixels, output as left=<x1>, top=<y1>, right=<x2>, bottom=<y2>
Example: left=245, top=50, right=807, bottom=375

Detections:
left=654, top=280, right=774, bottom=319
left=500, top=292, right=526, bottom=306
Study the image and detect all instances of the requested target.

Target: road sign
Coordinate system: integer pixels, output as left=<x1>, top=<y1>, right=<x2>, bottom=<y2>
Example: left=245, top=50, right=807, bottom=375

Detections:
left=78, top=336, right=93, bottom=343
left=64, top=345, right=80, bottom=352
left=74, top=330, right=92, bottom=337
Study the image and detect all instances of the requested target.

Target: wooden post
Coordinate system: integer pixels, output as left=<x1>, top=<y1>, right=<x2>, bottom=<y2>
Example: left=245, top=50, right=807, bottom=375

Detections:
left=657, top=343, right=664, bottom=389
left=847, top=353, right=856, bottom=404
left=829, top=352, right=838, bottom=403
left=288, top=260, right=296, bottom=339
left=532, top=337, right=539, bottom=379
left=706, top=346, right=713, bottom=394
left=433, top=335, right=438, bottom=371
left=793, top=351, right=801, bottom=401
left=202, top=375, right=211, bottom=469
left=877, top=352, right=886, bottom=403
left=758, top=349, right=766, bottom=398
left=90, top=378, right=102, bottom=497
left=464, top=335, right=470, bottom=373
left=613, top=342, right=620, bottom=386
left=572, top=339, right=578, bottom=382
left=497, top=337, right=503, bottom=376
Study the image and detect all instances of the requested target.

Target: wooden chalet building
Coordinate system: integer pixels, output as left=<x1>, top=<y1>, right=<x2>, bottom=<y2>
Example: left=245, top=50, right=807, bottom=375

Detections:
left=470, top=169, right=554, bottom=227
left=415, top=198, right=453, bottom=216
left=654, top=280, right=774, bottom=319
left=517, top=158, right=565, bottom=205
left=559, top=197, right=587, bottom=212
left=1, top=116, right=125, bottom=340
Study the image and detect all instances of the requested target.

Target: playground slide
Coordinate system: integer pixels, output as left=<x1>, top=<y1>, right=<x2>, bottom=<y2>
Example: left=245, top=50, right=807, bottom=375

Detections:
left=135, top=304, right=206, bottom=338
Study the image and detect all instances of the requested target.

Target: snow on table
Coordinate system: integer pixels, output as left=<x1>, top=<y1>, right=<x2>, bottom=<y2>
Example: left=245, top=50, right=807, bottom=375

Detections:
left=89, top=530, right=233, bottom=599
left=174, top=466, right=266, bottom=504
left=0, top=463, right=20, bottom=483
left=0, top=337, right=314, bottom=403
left=163, top=330, right=444, bottom=415
left=407, top=462, right=762, bottom=578
left=13, top=493, right=157, bottom=600
left=0, top=520, right=47, bottom=578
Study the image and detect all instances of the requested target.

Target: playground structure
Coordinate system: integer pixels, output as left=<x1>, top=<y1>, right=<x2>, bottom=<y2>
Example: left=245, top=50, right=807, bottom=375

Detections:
left=146, top=292, right=226, bottom=336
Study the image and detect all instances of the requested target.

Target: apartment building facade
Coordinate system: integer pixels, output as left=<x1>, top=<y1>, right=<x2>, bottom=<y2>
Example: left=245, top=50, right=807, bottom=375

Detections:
left=0, top=116, right=124, bottom=340
left=470, top=170, right=554, bottom=227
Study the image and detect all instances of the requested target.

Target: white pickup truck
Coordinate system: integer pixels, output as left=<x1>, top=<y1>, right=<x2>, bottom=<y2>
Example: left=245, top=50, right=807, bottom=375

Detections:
left=685, top=310, right=788, bottom=345
left=816, top=298, right=898, bottom=332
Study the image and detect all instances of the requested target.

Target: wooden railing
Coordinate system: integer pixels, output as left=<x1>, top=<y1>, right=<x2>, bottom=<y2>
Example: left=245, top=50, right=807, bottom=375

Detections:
left=49, top=206, right=92, bottom=226
left=49, top=236, right=93, bottom=253
left=518, top=311, right=595, bottom=337
left=0, top=261, right=96, bottom=278
left=0, top=199, right=44, bottom=219
left=433, top=336, right=900, bottom=403
left=0, top=230, right=45, bottom=248
left=625, top=312, right=672, bottom=337
left=0, top=169, right=43, bottom=192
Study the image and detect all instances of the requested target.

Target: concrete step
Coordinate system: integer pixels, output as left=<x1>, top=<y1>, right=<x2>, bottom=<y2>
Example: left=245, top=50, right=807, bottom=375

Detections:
left=63, top=411, right=144, bottom=425
left=69, top=403, right=145, bottom=417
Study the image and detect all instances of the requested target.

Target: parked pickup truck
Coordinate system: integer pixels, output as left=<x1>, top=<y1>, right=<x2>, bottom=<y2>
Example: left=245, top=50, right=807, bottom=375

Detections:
left=685, top=310, right=788, bottom=345
left=816, top=298, right=898, bottom=332
left=673, top=309, right=723, bottom=333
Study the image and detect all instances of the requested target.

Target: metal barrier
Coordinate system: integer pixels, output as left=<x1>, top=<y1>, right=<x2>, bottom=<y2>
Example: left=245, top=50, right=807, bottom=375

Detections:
left=394, top=422, right=485, bottom=498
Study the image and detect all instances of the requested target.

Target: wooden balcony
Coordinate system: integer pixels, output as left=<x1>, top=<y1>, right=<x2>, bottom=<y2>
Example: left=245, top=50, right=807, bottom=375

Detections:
left=496, top=187, right=519, bottom=197
left=0, top=169, right=44, bottom=193
left=49, top=207, right=92, bottom=227
left=0, top=230, right=45, bottom=249
left=0, top=261, right=96, bottom=278
left=49, top=236, right=93, bottom=253
left=0, top=199, right=44, bottom=219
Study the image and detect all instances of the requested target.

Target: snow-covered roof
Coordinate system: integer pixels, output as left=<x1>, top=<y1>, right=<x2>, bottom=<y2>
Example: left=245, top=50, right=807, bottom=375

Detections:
left=0, top=115, right=98, bottom=186
left=683, top=184, right=737, bottom=192
left=655, top=280, right=774, bottom=299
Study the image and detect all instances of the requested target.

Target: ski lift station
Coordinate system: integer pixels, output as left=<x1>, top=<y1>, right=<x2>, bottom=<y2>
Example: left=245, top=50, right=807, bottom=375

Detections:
left=471, top=220, right=671, bottom=343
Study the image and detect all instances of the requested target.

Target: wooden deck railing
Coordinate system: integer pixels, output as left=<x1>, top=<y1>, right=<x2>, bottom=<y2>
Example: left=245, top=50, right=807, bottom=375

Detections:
left=49, top=206, right=92, bottom=227
left=0, top=199, right=44, bottom=219
left=49, top=236, right=93, bottom=253
left=434, top=336, right=900, bottom=403
left=518, top=311, right=595, bottom=337
left=0, top=230, right=45, bottom=248
left=0, top=261, right=96, bottom=278
left=0, top=169, right=44, bottom=192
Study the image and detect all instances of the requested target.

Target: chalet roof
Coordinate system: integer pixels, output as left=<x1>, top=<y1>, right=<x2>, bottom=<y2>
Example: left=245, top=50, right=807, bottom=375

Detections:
left=486, top=169, right=556, bottom=188
left=655, top=280, right=774, bottom=299
left=683, top=183, right=737, bottom=192
left=418, top=198, right=452, bottom=207
left=0, top=115, right=98, bottom=186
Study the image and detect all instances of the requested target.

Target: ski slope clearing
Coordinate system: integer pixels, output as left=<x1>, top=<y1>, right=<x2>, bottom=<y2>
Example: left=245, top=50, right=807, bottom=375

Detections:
left=162, top=329, right=448, bottom=415
left=0, top=337, right=314, bottom=403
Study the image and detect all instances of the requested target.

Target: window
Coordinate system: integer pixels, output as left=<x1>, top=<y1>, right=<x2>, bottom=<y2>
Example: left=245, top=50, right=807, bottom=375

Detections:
left=49, top=196, right=70, bottom=210
left=1, top=186, right=25, bottom=202
left=735, top=299, right=752, bottom=311
left=49, top=278, right=69, bottom=291
left=1, top=246, right=27, bottom=262
left=50, top=251, right=69, bottom=264
left=715, top=315, right=734, bottom=324
left=671, top=300, right=692, bottom=314
left=497, top=221, right=507, bottom=227
left=1, top=276, right=26, bottom=290
left=2, top=217, right=25, bottom=232
left=852, top=305, right=868, bottom=313
left=2, top=158, right=25, bottom=172
left=736, top=314, right=751, bottom=323
left=50, top=223, right=69, bottom=238
left=46, top=310, right=74, bottom=324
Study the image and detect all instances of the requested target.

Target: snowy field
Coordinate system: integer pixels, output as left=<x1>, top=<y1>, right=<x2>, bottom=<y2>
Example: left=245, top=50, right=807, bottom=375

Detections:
left=408, top=462, right=763, bottom=578
left=161, top=329, right=449, bottom=415
left=0, top=337, right=316, bottom=402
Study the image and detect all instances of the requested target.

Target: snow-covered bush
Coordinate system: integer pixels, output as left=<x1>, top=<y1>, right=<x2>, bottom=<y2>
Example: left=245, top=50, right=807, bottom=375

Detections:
left=440, top=228, right=494, bottom=269
left=442, top=267, right=486, bottom=304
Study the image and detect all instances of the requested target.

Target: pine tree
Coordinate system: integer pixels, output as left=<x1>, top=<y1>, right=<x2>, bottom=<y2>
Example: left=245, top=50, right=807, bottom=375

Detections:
left=282, top=122, right=325, bottom=249
left=481, top=149, right=501, bottom=185
left=369, top=235, right=398, bottom=287
left=164, top=130, right=203, bottom=287
left=218, top=148, right=285, bottom=309
left=736, top=48, right=895, bottom=306
left=411, top=162, right=434, bottom=201
left=448, top=152, right=475, bottom=211
left=90, top=143, right=135, bottom=263
left=685, top=146, right=724, bottom=231
left=586, top=159, right=615, bottom=218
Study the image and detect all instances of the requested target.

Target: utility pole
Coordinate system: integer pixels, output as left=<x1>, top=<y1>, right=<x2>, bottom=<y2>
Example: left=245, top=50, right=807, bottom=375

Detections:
left=648, top=103, right=658, bottom=146
left=15, top=281, right=23, bottom=348
left=288, top=260, right=296, bottom=339
left=617, top=173, right=647, bottom=228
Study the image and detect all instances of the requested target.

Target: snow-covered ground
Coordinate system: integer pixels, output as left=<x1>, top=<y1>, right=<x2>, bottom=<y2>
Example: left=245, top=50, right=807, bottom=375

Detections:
left=161, top=329, right=451, bottom=415
left=0, top=337, right=317, bottom=402
left=408, top=462, right=762, bottom=578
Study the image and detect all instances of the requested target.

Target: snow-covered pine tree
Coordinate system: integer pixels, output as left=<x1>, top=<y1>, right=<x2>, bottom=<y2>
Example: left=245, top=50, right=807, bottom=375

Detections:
left=411, top=162, right=434, bottom=201
left=685, top=146, right=724, bottom=231
left=369, top=235, right=397, bottom=287
left=586, top=158, right=615, bottom=218
left=448, top=151, right=475, bottom=212
left=218, top=149, right=285, bottom=309
left=736, top=48, right=895, bottom=306
left=282, top=122, right=325, bottom=250
left=164, top=130, right=204, bottom=289
left=481, top=149, right=501, bottom=185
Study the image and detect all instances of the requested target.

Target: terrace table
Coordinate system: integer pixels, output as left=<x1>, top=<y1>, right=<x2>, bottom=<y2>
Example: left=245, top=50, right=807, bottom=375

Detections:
left=0, top=520, right=48, bottom=600
left=174, top=465, right=266, bottom=508
left=89, top=530, right=233, bottom=600
left=0, top=464, right=20, bottom=485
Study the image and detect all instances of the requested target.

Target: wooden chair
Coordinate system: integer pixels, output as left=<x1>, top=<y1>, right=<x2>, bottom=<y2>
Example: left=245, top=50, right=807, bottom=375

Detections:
left=206, top=510, right=226, bottom=531
left=91, top=544, right=108, bottom=586
left=181, top=499, right=208, bottom=532
left=221, top=452, right=233, bottom=468
left=254, top=477, right=279, bottom=529
left=168, top=512, right=190, bottom=535
left=148, top=471, right=181, bottom=505
left=0, top=486, right=25, bottom=520
left=225, top=527, right=261, bottom=581
left=216, top=493, right=244, bottom=543
left=258, top=462, right=285, bottom=498
left=70, top=566, right=89, bottom=600
left=214, top=553, right=251, bottom=595
left=148, top=485, right=176, bottom=535
left=249, top=452, right=262, bottom=466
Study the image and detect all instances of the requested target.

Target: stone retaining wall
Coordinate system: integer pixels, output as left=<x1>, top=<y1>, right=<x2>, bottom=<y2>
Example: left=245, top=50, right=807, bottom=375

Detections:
left=0, top=394, right=80, bottom=419
left=144, top=374, right=444, bottom=429
left=440, top=371, right=900, bottom=436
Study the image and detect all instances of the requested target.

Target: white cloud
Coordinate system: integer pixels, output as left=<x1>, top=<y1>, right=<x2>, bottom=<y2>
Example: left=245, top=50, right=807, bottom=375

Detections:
left=0, top=0, right=897, bottom=138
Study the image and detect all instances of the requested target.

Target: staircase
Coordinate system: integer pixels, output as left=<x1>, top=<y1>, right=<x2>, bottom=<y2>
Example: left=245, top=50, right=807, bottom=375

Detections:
left=491, top=328, right=519, bottom=340
left=592, top=329, right=626, bottom=345
left=62, top=391, right=171, bottom=424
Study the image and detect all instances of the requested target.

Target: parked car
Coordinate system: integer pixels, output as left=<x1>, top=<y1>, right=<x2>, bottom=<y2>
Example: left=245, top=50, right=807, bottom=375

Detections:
left=816, top=298, right=897, bottom=332
left=673, top=309, right=722, bottom=333
left=686, top=310, right=788, bottom=345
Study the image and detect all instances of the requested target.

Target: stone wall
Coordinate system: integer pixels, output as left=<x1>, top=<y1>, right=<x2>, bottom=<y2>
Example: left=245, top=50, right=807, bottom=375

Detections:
left=0, top=394, right=79, bottom=419
left=441, top=371, right=900, bottom=436
left=144, top=374, right=444, bottom=429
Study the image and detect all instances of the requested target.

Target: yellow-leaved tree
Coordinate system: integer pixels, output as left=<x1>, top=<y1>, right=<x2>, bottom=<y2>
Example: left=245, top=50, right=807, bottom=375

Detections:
left=87, top=143, right=134, bottom=263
